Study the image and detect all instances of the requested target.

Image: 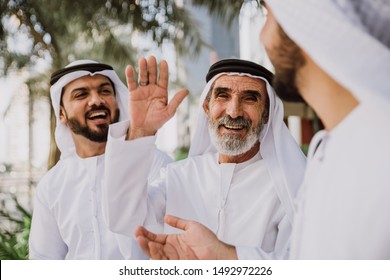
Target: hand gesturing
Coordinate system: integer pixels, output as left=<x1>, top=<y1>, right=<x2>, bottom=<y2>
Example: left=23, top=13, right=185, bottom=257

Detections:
left=135, top=215, right=238, bottom=260
left=126, top=56, right=189, bottom=140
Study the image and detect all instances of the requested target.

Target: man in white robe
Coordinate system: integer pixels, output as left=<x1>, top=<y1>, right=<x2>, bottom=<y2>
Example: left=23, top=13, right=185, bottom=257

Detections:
left=135, top=0, right=390, bottom=260
left=105, top=58, right=306, bottom=259
left=28, top=59, right=181, bottom=259
left=261, top=0, right=390, bottom=260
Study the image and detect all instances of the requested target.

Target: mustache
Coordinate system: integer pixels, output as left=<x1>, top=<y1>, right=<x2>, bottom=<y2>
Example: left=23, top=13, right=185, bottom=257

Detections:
left=217, top=115, right=251, bottom=128
left=85, top=104, right=110, bottom=117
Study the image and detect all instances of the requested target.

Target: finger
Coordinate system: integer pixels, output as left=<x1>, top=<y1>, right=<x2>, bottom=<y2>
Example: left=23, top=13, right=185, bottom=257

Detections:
left=138, top=57, right=148, bottom=85
left=136, top=235, right=152, bottom=257
left=134, top=226, right=148, bottom=239
left=126, top=65, right=137, bottom=91
left=167, top=89, right=189, bottom=117
left=135, top=226, right=169, bottom=244
left=148, top=242, right=171, bottom=260
left=149, top=242, right=168, bottom=260
left=147, top=56, right=157, bottom=85
left=134, top=226, right=157, bottom=241
left=157, top=60, right=169, bottom=89
left=164, top=214, right=192, bottom=231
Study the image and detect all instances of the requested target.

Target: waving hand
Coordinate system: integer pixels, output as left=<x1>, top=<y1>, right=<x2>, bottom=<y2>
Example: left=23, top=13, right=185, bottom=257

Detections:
left=126, top=56, right=189, bottom=140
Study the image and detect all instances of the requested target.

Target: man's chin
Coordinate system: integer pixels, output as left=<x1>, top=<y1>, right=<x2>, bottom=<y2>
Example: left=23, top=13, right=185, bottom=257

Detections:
left=85, top=133, right=108, bottom=143
left=82, top=127, right=109, bottom=143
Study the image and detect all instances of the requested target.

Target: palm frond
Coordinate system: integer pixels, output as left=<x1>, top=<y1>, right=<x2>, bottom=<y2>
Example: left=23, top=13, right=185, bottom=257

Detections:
left=0, top=195, right=31, bottom=260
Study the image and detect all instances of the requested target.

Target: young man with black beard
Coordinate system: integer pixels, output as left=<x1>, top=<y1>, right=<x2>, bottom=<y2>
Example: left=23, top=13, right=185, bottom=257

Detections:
left=28, top=60, right=175, bottom=259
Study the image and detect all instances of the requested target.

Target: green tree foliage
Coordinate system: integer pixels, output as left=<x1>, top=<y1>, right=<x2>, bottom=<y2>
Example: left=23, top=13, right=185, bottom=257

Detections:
left=0, top=0, right=206, bottom=167
left=0, top=0, right=205, bottom=72
left=0, top=195, right=32, bottom=260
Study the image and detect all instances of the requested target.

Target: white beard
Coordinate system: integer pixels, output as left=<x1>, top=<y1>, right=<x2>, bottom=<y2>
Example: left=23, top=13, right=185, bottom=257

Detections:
left=208, top=119, right=264, bottom=156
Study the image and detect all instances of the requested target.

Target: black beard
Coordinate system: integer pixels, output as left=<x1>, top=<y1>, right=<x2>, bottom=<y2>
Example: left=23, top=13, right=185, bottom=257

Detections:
left=66, top=107, right=120, bottom=143
left=269, top=25, right=306, bottom=103
left=273, top=72, right=304, bottom=103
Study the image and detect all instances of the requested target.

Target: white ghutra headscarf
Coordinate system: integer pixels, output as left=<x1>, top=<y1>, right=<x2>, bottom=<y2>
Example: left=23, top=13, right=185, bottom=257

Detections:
left=49, top=60, right=129, bottom=159
left=266, top=0, right=390, bottom=107
left=189, top=59, right=306, bottom=224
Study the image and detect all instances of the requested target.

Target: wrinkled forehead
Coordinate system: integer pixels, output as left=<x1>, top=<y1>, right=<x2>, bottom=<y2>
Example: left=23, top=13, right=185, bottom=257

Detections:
left=212, top=74, right=268, bottom=95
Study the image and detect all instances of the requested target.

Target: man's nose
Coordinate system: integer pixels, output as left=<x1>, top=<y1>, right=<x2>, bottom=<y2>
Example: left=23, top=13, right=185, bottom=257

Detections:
left=88, top=92, right=105, bottom=107
left=225, top=98, right=242, bottom=119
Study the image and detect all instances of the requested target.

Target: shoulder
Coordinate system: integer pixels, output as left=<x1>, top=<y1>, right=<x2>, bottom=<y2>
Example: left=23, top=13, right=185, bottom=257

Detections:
left=330, top=104, right=390, bottom=148
left=35, top=156, right=79, bottom=194
left=324, top=104, right=390, bottom=182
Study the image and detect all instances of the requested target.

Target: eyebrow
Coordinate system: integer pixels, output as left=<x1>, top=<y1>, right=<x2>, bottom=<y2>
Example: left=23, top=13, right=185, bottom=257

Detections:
left=214, top=87, right=231, bottom=94
left=242, top=90, right=262, bottom=98
left=214, top=87, right=262, bottom=98
left=70, top=82, right=113, bottom=95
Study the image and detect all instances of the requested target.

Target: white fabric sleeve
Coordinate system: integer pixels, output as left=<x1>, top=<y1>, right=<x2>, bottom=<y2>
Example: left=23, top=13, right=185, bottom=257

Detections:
left=236, top=214, right=291, bottom=260
left=102, top=121, right=171, bottom=259
left=29, top=181, right=68, bottom=259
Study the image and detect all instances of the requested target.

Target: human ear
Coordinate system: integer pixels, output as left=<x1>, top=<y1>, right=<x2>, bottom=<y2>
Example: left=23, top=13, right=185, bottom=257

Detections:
left=262, top=108, right=269, bottom=124
left=59, top=106, right=67, bottom=124
left=202, top=99, right=210, bottom=115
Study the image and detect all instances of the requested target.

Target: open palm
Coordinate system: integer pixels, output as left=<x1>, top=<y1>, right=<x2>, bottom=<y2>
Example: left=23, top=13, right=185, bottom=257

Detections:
left=126, top=56, right=188, bottom=139
left=135, top=215, right=237, bottom=260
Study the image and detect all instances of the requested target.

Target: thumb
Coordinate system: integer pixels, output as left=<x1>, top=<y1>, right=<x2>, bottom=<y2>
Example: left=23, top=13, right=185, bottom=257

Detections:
left=167, top=89, right=189, bottom=117
left=164, top=215, right=191, bottom=231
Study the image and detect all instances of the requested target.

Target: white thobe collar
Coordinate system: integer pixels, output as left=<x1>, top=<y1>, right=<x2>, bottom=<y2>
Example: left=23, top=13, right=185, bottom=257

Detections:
left=72, top=153, right=105, bottom=182
left=217, top=150, right=262, bottom=172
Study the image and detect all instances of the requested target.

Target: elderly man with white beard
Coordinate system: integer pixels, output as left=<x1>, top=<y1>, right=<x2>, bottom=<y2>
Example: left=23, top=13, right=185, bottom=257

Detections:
left=104, top=57, right=306, bottom=259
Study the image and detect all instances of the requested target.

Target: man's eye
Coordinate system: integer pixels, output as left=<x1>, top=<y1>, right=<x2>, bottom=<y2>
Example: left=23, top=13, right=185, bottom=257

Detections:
left=74, top=92, right=87, bottom=99
left=101, top=88, right=113, bottom=95
left=244, top=96, right=258, bottom=102
left=216, top=93, right=229, bottom=99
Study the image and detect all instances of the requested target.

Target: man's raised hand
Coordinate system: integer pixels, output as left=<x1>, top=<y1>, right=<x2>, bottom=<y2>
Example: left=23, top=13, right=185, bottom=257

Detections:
left=126, top=56, right=189, bottom=140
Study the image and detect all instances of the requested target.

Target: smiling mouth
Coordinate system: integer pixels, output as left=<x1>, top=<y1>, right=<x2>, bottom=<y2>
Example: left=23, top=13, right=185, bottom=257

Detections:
left=216, top=116, right=250, bottom=133
left=87, top=110, right=108, bottom=120
left=221, top=124, right=246, bottom=130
